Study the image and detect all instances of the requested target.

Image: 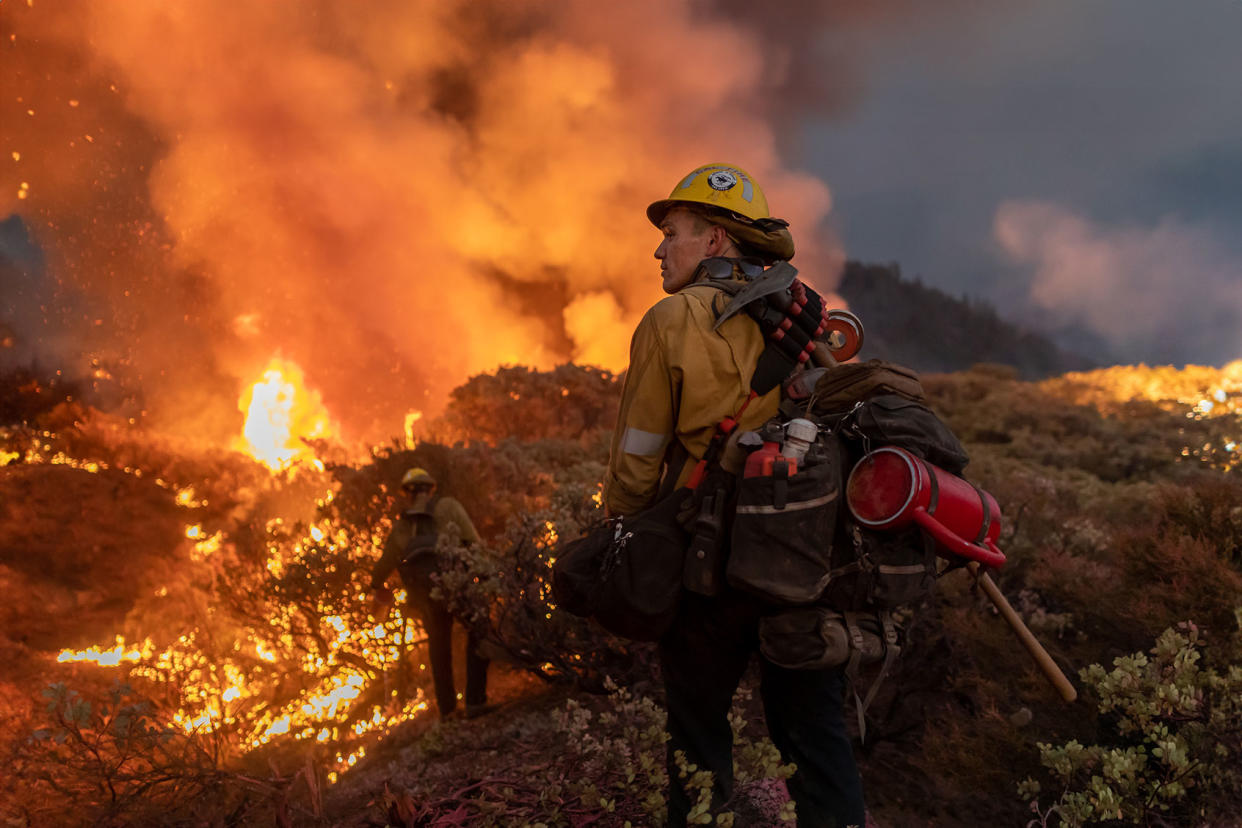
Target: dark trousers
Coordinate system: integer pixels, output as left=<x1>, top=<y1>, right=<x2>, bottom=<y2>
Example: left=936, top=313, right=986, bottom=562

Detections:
left=660, top=591, right=866, bottom=828
left=406, top=583, right=489, bottom=717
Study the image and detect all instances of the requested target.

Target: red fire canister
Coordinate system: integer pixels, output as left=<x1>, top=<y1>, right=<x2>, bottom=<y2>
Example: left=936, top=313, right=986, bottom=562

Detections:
left=743, top=440, right=798, bottom=479
left=845, top=446, right=1006, bottom=568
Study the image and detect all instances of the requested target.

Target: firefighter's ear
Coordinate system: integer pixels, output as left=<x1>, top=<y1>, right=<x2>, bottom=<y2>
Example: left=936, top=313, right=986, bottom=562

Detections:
left=705, top=224, right=725, bottom=252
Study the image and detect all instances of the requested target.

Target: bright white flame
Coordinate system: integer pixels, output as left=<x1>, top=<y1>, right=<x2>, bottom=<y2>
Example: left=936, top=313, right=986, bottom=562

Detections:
left=235, top=358, right=338, bottom=470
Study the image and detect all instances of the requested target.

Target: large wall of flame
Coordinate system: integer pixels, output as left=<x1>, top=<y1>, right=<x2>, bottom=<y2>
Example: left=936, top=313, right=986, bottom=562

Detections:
left=1, top=0, right=956, bottom=444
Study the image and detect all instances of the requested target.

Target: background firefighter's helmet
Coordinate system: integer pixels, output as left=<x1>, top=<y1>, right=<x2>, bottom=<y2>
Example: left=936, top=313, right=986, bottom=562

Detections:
left=647, top=163, right=795, bottom=262
left=401, top=467, right=436, bottom=490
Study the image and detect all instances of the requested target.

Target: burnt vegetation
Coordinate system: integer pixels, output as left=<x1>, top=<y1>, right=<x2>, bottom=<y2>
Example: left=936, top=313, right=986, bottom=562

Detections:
left=1, top=356, right=1241, bottom=826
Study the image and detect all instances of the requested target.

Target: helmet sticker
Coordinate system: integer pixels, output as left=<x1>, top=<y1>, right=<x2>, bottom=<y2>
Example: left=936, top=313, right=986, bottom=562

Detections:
left=674, top=164, right=756, bottom=204
left=707, top=169, right=738, bottom=191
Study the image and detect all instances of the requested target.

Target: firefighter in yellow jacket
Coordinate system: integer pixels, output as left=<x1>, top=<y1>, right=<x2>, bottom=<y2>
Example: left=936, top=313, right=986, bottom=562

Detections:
left=371, top=467, right=490, bottom=721
left=604, top=164, right=866, bottom=827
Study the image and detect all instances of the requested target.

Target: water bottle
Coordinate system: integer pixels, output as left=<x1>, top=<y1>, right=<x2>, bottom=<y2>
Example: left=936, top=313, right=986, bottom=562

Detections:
left=781, top=418, right=817, bottom=464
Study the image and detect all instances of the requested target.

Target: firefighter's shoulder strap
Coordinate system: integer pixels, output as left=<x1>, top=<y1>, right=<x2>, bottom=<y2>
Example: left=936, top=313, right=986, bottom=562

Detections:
left=371, top=495, right=441, bottom=589
left=685, top=257, right=829, bottom=489
left=657, top=440, right=691, bottom=501
left=407, top=493, right=441, bottom=520
left=403, top=494, right=441, bottom=544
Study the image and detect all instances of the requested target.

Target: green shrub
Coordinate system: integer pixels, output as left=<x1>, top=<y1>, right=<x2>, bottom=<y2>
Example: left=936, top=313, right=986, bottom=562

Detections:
left=551, top=682, right=796, bottom=826
left=1020, top=611, right=1242, bottom=826
left=375, top=682, right=795, bottom=826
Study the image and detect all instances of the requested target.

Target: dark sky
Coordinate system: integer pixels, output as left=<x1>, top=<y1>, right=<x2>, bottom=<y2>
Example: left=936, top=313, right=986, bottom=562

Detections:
left=804, top=0, right=1242, bottom=366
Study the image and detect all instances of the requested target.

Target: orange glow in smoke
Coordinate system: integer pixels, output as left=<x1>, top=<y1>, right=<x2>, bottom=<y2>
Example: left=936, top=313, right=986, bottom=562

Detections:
left=3, top=0, right=843, bottom=447
left=235, top=358, right=338, bottom=471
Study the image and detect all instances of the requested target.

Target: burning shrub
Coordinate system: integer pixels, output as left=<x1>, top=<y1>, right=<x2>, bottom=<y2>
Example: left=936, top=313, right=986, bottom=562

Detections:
left=427, top=363, right=622, bottom=445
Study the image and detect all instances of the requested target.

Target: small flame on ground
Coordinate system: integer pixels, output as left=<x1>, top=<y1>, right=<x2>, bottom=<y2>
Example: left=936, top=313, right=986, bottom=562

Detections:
left=58, top=636, right=151, bottom=666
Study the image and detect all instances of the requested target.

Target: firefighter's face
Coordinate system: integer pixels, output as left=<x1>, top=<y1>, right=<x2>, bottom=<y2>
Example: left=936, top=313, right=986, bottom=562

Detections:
left=404, top=483, right=434, bottom=501
left=655, top=208, right=719, bottom=294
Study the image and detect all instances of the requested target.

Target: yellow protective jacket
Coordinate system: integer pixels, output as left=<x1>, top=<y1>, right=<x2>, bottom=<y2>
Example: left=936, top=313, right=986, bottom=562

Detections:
left=371, top=495, right=480, bottom=589
left=603, top=266, right=781, bottom=516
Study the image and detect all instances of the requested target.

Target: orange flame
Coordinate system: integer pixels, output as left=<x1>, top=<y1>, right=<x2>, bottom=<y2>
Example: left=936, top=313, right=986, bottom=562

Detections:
left=403, top=411, right=423, bottom=449
left=235, top=358, right=338, bottom=471
left=4, top=1, right=844, bottom=447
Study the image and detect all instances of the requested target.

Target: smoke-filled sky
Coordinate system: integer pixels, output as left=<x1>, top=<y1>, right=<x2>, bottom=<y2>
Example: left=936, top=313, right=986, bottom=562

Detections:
left=2, top=0, right=1239, bottom=445
left=806, top=0, right=1242, bottom=367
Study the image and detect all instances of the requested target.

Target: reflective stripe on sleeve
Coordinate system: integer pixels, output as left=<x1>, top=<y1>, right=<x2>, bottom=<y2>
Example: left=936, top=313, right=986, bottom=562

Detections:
left=621, top=427, right=667, bottom=457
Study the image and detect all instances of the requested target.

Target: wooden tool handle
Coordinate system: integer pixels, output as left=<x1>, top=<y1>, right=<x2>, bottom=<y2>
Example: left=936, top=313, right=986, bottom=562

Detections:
left=969, top=563, right=1077, bottom=703
left=809, top=341, right=840, bottom=369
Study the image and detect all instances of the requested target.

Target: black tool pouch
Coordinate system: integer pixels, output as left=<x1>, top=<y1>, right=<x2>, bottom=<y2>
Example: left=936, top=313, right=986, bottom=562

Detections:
left=550, top=522, right=614, bottom=620
left=758, top=606, right=889, bottom=670
left=726, top=437, right=842, bottom=605
left=825, top=523, right=937, bottom=611
left=551, top=489, right=690, bottom=642
left=759, top=604, right=903, bottom=743
left=837, top=394, right=969, bottom=474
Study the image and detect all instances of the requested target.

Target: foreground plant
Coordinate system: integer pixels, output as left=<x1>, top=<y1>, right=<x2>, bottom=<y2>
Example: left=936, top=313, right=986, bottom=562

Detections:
left=1020, top=611, right=1242, bottom=826
left=17, top=682, right=320, bottom=825
left=377, top=681, right=795, bottom=827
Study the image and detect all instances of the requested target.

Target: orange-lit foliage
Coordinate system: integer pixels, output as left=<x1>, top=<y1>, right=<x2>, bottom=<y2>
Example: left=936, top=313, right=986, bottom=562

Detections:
left=4, top=360, right=1242, bottom=825
left=423, top=363, right=621, bottom=446
left=889, top=364, right=1242, bottom=827
left=1, top=364, right=631, bottom=824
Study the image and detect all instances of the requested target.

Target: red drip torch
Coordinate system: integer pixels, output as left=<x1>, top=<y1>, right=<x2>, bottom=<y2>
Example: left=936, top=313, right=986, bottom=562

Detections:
left=845, top=445, right=1077, bottom=702
left=846, top=446, right=1005, bottom=568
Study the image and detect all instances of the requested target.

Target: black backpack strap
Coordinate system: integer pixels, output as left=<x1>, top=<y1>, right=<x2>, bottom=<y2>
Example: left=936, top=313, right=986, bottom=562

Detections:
left=683, top=259, right=838, bottom=492
left=657, top=440, right=691, bottom=501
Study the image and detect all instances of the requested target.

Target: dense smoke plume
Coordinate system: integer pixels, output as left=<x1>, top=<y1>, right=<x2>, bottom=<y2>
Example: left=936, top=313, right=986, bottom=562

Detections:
left=994, top=200, right=1242, bottom=366
left=1, top=0, right=861, bottom=446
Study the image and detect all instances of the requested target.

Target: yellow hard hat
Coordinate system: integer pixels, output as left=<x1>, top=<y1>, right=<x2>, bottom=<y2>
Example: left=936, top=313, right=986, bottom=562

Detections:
left=647, top=163, right=771, bottom=226
left=401, top=467, right=435, bottom=489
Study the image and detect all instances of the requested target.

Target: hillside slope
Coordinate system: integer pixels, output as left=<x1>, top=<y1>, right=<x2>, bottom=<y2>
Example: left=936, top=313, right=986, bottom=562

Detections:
left=3, top=362, right=1241, bottom=826
left=838, top=261, right=1098, bottom=378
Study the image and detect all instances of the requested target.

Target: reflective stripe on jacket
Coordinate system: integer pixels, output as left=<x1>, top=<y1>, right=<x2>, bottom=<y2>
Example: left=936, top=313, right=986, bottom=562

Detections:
left=603, top=272, right=780, bottom=516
